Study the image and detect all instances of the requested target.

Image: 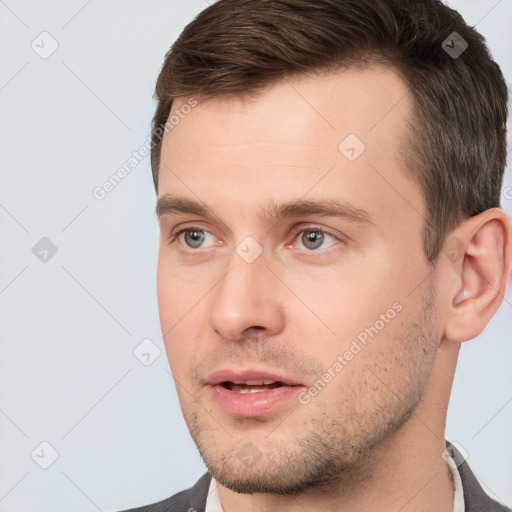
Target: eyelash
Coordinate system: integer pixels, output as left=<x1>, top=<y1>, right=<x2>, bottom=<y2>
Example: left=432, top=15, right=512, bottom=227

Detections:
left=168, top=225, right=342, bottom=253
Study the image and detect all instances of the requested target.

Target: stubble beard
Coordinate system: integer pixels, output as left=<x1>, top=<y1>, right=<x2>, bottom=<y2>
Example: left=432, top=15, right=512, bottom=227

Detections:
left=182, top=282, right=439, bottom=496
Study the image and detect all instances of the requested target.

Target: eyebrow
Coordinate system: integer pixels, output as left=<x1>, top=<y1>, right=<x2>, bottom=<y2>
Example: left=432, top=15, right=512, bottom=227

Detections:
left=156, top=194, right=375, bottom=226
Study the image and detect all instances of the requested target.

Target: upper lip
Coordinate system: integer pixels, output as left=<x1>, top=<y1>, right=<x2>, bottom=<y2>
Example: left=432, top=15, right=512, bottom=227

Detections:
left=206, top=368, right=304, bottom=386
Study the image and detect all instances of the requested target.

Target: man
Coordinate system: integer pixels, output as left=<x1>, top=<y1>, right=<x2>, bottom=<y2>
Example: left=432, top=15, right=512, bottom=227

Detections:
left=123, top=0, right=511, bottom=510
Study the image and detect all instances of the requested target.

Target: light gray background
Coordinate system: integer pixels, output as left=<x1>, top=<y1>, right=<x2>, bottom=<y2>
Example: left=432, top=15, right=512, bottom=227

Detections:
left=0, top=1, right=511, bottom=511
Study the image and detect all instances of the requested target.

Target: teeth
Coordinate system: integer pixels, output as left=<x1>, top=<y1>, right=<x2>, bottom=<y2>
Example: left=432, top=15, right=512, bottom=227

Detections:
left=233, top=388, right=269, bottom=394
left=226, top=381, right=283, bottom=393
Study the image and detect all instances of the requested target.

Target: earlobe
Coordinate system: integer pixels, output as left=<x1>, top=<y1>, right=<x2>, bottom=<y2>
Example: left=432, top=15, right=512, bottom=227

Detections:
left=443, top=208, right=512, bottom=343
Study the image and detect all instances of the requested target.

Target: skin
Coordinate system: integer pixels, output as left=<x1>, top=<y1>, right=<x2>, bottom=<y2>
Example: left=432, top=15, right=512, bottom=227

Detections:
left=156, top=66, right=512, bottom=512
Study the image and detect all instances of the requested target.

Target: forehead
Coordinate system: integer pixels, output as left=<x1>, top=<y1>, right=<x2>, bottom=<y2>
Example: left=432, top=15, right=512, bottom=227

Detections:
left=159, top=65, right=424, bottom=227
left=170, top=64, right=411, bottom=135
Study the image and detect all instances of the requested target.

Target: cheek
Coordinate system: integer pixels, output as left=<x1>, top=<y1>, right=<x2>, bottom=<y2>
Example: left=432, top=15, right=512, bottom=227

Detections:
left=281, top=261, right=401, bottom=341
left=157, top=252, right=203, bottom=329
left=156, top=259, right=207, bottom=372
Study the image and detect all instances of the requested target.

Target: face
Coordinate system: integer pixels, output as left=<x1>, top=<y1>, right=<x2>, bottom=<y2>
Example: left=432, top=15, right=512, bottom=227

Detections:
left=156, top=66, right=443, bottom=494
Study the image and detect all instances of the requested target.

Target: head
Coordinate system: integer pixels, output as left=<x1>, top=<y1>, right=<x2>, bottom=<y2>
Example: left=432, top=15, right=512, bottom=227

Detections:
left=154, top=0, right=511, bottom=496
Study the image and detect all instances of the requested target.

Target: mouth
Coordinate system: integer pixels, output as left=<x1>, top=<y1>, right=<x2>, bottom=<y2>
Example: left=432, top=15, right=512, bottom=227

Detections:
left=206, top=369, right=305, bottom=417
left=220, top=380, right=286, bottom=394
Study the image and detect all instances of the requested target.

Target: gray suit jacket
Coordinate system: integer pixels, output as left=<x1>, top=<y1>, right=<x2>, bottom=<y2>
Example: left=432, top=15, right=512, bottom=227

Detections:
left=120, top=442, right=511, bottom=512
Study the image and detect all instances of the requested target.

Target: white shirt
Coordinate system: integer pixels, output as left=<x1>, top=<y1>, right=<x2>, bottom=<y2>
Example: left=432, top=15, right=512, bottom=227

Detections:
left=205, top=451, right=465, bottom=512
left=205, top=477, right=224, bottom=512
left=448, top=450, right=466, bottom=512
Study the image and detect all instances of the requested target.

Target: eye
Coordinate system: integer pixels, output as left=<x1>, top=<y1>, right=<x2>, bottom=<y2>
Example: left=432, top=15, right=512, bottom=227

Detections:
left=175, top=228, right=217, bottom=249
left=293, top=229, right=339, bottom=251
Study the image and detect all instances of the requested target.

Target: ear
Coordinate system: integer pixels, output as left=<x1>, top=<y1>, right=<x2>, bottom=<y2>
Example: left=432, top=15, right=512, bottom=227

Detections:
left=443, top=208, right=512, bottom=343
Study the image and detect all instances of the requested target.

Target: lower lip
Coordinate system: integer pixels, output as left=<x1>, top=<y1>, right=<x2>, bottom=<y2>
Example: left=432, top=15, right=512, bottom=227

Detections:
left=208, top=384, right=305, bottom=417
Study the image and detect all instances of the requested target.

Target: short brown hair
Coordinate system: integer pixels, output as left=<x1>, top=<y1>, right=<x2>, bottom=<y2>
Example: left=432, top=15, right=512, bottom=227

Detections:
left=151, top=0, right=508, bottom=262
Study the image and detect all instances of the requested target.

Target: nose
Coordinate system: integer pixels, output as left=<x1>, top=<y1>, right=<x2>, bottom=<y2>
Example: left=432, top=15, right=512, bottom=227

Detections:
left=208, top=250, right=286, bottom=341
